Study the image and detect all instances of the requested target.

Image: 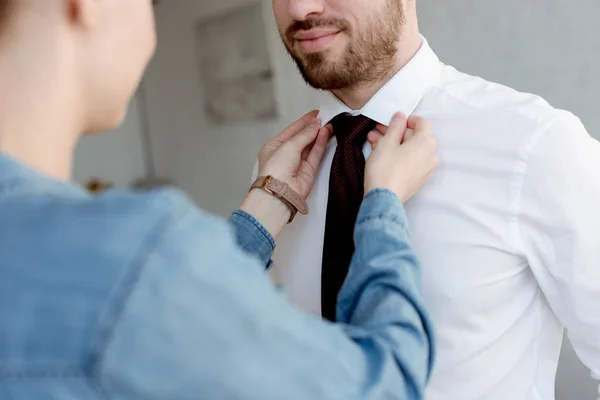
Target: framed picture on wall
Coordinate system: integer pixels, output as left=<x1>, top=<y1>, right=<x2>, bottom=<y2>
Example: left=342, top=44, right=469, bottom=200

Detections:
left=196, top=3, right=278, bottom=125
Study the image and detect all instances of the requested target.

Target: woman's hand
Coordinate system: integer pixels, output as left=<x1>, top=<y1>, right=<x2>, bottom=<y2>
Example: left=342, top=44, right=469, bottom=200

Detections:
left=365, top=113, right=439, bottom=203
left=241, top=111, right=332, bottom=238
left=257, top=110, right=331, bottom=198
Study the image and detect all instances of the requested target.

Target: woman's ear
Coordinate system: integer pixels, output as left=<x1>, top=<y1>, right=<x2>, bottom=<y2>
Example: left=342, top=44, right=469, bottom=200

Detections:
left=67, top=0, right=101, bottom=30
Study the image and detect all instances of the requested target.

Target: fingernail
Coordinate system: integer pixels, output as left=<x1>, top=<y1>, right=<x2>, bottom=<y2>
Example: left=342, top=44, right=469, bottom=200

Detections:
left=309, top=119, right=321, bottom=128
left=393, top=112, right=406, bottom=121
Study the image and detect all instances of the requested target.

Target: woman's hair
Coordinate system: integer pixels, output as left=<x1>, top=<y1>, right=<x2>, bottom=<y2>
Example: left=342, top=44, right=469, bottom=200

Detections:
left=0, top=0, right=11, bottom=33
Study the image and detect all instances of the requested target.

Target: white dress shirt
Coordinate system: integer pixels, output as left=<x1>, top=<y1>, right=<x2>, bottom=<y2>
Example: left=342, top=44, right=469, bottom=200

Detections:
left=266, top=37, right=600, bottom=400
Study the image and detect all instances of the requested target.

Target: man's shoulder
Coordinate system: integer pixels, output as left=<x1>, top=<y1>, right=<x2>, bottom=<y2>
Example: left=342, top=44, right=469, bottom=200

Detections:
left=426, top=65, right=597, bottom=187
left=429, top=65, right=577, bottom=129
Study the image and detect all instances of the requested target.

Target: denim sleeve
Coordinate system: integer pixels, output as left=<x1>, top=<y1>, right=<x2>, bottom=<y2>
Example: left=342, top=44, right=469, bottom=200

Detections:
left=228, top=210, right=275, bottom=270
left=97, top=189, right=434, bottom=400
left=339, top=189, right=436, bottom=390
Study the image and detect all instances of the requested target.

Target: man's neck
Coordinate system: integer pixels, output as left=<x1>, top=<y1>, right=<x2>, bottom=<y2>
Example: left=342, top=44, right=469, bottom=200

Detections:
left=332, top=33, right=422, bottom=111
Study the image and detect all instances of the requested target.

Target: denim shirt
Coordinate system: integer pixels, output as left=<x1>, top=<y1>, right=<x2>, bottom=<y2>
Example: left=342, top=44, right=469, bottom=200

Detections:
left=0, top=153, right=434, bottom=400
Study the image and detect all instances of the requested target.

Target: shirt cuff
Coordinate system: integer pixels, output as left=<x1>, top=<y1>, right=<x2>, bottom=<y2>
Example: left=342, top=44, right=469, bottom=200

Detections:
left=359, top=188, right=408, bottom=227
left=228, top=210, right=275, bottom=270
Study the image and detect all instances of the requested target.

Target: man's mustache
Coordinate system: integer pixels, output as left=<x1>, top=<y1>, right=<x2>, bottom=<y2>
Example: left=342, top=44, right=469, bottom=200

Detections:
left=285, top=18, right=350, bottom=42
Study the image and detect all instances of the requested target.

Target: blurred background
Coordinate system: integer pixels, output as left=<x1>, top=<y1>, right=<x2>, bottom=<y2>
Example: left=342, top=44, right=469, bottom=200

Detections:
left=74, top=1, right=600, bottom=397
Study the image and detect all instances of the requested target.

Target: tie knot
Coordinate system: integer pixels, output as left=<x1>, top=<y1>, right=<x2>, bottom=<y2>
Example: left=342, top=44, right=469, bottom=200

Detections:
left=330, top=113, right=376, bottom=146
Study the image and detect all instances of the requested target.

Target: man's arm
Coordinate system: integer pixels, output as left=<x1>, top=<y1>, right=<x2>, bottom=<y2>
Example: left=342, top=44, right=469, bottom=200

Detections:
left=95, top=190, right=434, bottom=400
left=515, top=111, right=600, bottom=390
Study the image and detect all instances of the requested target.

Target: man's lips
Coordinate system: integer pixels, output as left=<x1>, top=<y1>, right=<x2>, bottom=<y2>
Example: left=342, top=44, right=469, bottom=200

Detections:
left=294, top=28, right=340, bottom=40
left=293, top=29, right=341, bottom=53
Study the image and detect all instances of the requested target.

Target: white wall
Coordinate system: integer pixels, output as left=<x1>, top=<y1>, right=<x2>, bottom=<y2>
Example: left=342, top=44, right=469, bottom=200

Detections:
left=144, top=1, right=599, bottom=398
left=417, top=0, right=600, bottom=139
left=73, top=93, right=149, bottom=187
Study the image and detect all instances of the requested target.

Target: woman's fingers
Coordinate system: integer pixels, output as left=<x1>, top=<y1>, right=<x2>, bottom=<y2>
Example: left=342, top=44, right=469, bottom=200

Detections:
left=370, top=113, right=411, bottom=148
left=305, top=124, right=333, bottom=172
left=286, top=118, right=322, bottom=152
left=407, top=115, right=433, bottom=137
left=273, top=110, right=320, bottom=143
left=367, top=130, right=384, bottom=149
left=375, top=124, right=388, bottom=135
left=381, top=112, right=408, bottom=145
left=403, top=128, right=416, bottom=142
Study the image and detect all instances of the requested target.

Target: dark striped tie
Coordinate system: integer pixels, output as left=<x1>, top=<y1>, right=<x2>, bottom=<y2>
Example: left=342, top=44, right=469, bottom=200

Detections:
left=321, top=113, right=376, bottom=321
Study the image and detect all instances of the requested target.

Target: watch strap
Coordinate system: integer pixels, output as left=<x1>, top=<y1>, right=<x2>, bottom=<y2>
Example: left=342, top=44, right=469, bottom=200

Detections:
left=250, top=176, right=309, bottom=223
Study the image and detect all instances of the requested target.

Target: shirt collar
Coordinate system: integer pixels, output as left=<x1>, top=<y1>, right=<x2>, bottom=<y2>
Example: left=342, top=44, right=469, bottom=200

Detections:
left=0, top=152, right=86, bottom=197
left=318, top=36, right=443, bottom=126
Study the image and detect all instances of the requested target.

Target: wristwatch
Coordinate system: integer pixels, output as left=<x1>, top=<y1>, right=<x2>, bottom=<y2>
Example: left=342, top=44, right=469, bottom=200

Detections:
left=250, top=176, right=309, bottom=223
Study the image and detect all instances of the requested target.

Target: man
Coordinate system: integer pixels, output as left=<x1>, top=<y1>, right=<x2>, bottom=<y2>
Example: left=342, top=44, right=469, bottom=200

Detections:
left=0, top=0, right=441, bottom=399
left=269, top=0, right=600, bottom=399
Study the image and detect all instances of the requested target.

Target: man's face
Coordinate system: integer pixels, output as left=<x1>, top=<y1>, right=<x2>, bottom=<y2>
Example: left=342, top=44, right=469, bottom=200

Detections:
left=273, top=0, right=405, bottom=91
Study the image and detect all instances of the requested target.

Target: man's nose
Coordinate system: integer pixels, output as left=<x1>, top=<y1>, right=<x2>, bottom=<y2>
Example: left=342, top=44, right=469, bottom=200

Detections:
left=287, top=0, right=325, bottom=22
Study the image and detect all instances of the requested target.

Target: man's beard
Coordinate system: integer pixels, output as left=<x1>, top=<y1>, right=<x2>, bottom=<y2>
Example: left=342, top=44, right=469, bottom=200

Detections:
left=282, top=1, right=405, bottom=91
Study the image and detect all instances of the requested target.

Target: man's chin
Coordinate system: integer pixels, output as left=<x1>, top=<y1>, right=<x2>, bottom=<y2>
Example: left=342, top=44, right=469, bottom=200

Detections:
left=295, top=64, right=344, bottom=91
left=302, top=75, right=350, bottom=91
left=286, top=48, right=349, bottom=90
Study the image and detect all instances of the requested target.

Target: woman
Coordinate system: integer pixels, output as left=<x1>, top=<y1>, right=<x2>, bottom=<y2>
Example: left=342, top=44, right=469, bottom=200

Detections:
left=0, top=0, right=438, bottom=399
